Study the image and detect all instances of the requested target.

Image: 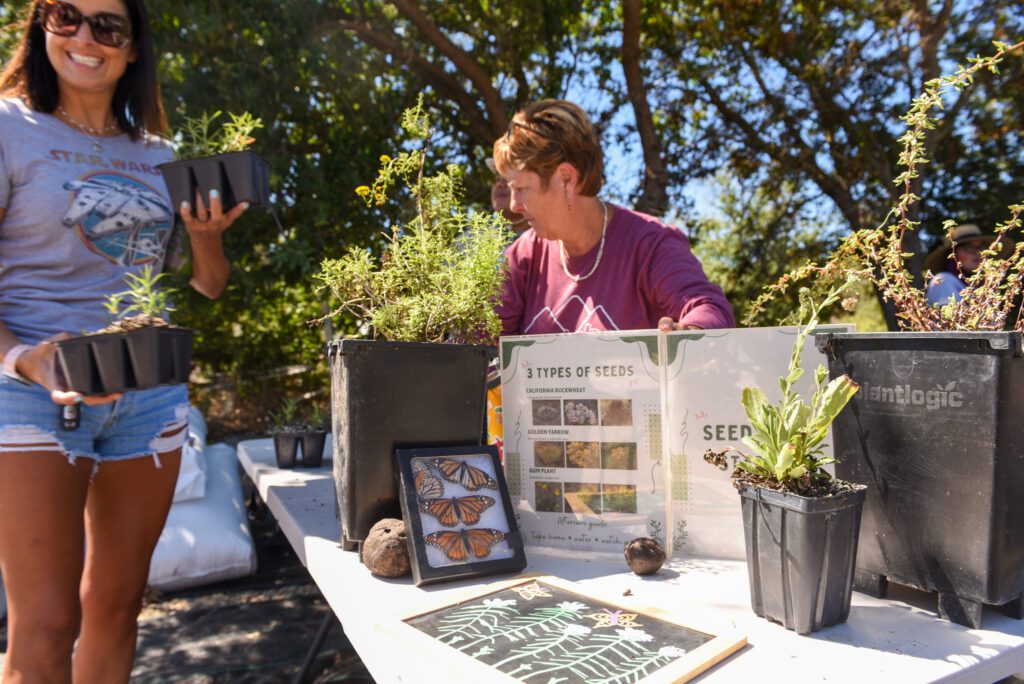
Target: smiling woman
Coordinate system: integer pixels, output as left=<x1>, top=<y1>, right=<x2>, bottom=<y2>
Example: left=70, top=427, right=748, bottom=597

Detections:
left=0, top=1, right=247, bottom=682
left=493, top=100, right=734, bottom=336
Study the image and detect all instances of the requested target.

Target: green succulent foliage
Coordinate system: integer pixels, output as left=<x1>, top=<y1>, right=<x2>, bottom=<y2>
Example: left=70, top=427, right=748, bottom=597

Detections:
left=734, top=287, right=859, bottom=488
left=173, top=110, right=263, bottom=159
left=104, top=264, right=176, bottom=319
left=315, top=96, right=511, bottom=344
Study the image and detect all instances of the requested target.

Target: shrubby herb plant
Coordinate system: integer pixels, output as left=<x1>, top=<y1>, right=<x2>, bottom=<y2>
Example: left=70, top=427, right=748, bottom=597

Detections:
left=174, top=111, right=263, bottom=159
left=745, top=41, right=1024, bottom=331
left=314, top=97, right=511, bottom=344
left=706, top=287, right=859, bottom=496
left=268, top=396, right=301, bottom=431
left=101, top=265, right=176, bottom=331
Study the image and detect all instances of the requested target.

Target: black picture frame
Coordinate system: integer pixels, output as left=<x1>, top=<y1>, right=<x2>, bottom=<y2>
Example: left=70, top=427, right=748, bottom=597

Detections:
left=396, top=445, right=527, bottom=586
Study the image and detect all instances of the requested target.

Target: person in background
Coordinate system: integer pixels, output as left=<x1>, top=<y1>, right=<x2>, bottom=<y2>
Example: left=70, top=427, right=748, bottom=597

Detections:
left=486, top=157, right=528, bottom=240
left=492, top=99, right=733, bottom=336
left=925, top=224, right=1012, bottom=305
left=0, top=1, right=245, bottom=681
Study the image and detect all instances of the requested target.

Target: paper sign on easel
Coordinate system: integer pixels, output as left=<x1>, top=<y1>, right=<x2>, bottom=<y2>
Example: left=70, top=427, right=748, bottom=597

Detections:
left=500, top=325, right=851, bottom=560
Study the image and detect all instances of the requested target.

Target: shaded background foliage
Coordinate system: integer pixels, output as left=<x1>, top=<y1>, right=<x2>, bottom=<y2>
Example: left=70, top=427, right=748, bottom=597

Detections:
left=1, top=0, right=1022, bottom=432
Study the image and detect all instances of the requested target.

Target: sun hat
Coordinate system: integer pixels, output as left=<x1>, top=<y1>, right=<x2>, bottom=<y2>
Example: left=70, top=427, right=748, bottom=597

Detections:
left=924, top=224, right=1014, bottom=274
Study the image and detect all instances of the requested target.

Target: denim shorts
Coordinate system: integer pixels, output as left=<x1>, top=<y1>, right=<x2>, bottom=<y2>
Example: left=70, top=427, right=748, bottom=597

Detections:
left=0, top=375, right=189, bottom=466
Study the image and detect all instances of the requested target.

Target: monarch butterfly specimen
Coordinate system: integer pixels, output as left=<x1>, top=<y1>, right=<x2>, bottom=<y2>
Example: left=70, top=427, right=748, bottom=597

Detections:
left=425, top=528, right=506, bottom=562
left=414, top=467, right=445, bottom=499
left=431, top=457, right=498, bottom=491
left=419, top=495, right=496, bottom=527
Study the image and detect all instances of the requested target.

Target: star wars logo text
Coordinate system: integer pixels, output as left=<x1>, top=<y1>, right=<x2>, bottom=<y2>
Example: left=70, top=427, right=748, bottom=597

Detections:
left=861, top=381, right=964, bottom=410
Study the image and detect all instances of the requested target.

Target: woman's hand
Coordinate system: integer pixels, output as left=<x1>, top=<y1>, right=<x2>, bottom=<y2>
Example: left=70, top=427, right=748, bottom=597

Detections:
left=17, top=334, right=122, bottom=406
left=179, top=189, right=248, bottom=240
left=658, top=317, right=703, bottom=333
left=179, top=189, right=248, bottom=299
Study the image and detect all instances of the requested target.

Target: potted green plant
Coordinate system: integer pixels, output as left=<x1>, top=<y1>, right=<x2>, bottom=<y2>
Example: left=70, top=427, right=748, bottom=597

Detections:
left=54, top=265, right=192, bottom=394
left=706, top=287, right=864, bottom=635
left=746, top=41, right=1024, bottom=628
left=269, top=396, right=302, bottom=469
left=298, top=403, right=330, bottom=469
left=313, top=96, right=510, bottom=550
left=158, top=111, right=271, bottom=213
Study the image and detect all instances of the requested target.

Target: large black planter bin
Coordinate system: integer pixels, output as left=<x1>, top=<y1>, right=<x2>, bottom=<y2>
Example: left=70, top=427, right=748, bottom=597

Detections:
left=158, top=150, right=271, bottom=213
left=327, top=339, right=491, bottom=551
left=818, top=331, right=1024, bottom=628
left=740, top=484, right=866, bottom=634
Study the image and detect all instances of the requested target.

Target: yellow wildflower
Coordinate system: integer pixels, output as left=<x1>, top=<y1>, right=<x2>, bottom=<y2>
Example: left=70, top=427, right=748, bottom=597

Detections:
left=355, top=185, right=371, bottom=197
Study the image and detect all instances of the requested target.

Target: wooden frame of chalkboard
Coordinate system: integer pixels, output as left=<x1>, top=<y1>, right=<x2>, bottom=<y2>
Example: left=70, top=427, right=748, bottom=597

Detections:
left=396, top=445, right=528, bottom=586
left=386, top=574, right=746, bottom=683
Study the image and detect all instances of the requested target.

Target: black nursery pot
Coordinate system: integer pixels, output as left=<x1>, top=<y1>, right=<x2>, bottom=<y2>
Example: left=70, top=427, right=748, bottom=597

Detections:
left=327, top=339, right=491, bottom=551
left=299, top=429, right=328, bottom=468
left=158, top=150, right=271, bottom=213
left=273, top=431, right=299, bottom=469
left=55, top=326, right=193, bottom=395
left=740, top=483, right=866, bottom=635
left=818, top=331, right=1024, bottom=629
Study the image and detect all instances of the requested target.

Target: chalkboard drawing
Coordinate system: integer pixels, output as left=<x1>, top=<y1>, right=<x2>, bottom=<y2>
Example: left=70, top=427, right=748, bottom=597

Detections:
left=438, top=598, right=588, bottom=655
left=511, top=581, right=552, bottom=601
left=401, top=576, right=746, bottom=683
left=431, top=457, right=499, bottom=491
left=425, top=528, right=506, bottom=562
left=585, top=609, right=641, bottom=629
left=419, top=495, right=496, bottom=527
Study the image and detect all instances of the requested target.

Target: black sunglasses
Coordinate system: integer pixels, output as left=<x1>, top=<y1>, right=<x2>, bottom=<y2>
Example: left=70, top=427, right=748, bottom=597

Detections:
left=39, top=0, right=132, bottom=49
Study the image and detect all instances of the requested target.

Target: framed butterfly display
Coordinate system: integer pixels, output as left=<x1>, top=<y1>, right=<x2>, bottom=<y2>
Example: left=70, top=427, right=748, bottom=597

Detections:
left=397, top=445, right=527, bottom=586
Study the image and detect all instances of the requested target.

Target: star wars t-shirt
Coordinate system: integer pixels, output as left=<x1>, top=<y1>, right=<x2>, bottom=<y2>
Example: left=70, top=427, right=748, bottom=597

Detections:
left=0, top=97, right=176, bottom=344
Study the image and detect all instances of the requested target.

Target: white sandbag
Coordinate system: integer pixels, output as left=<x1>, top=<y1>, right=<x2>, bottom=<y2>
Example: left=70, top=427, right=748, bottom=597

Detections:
left=173, top=406, right=208, bottom=503
left=187, top=405, right=208, bottom=451
left=148, top=443, right=257, bottom=591
left=173, top=442, right=206, bottom=503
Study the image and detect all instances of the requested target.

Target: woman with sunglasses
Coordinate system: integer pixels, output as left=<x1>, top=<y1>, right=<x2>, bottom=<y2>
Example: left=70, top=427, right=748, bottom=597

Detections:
left=0, top=1, right=245, bottom=680
left=493, top=100, right=733, bottom=336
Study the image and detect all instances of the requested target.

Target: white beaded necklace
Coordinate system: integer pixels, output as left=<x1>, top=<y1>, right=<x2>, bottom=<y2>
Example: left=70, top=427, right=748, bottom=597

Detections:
left=57, top=105, right=119, bottom=153
left=559, top=199, right=609, bottom=282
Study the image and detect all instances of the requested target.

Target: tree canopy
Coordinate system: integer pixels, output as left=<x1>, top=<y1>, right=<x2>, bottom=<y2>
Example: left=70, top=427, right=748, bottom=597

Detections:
left=2, top=0, right=1021, bottom=370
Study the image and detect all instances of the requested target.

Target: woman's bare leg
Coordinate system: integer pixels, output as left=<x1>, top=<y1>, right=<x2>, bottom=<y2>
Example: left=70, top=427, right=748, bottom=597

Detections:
left=0, top=448, right=93, bottom=684
left=72, top=447, right=181, bottom=683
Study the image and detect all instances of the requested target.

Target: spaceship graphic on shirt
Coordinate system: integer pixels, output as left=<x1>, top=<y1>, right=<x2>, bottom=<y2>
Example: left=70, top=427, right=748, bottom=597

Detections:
left=62, top=175, right=172, bottom=266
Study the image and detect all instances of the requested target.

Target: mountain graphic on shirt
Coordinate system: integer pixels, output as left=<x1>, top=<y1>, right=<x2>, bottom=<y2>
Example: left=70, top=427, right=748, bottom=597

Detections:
left=524, top=295, right=620, bottom=333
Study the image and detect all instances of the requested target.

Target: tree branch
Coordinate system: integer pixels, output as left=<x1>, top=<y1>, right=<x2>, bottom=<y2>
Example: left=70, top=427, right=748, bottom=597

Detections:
left=329, top=14, right=497, bottom=145
left=621, top=0, right=668, bottom=215
left=391, top=0, right=509, bottom=136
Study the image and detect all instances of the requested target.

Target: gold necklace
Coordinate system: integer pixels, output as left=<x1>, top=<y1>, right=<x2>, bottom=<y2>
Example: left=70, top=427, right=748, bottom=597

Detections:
left=559, top=200, right=609, bottom=282
left=57, top=105, right=119, bottom=153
